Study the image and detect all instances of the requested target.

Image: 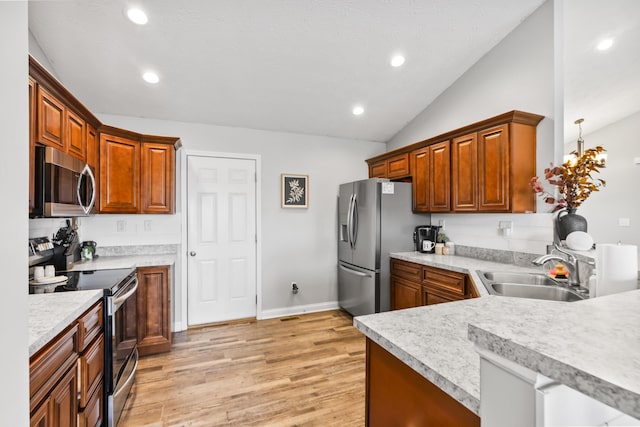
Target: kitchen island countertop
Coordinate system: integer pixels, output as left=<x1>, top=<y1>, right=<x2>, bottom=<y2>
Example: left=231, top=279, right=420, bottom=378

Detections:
left=29, top=290, right=103, bottom=357
left=354, top=251, right=640, bottom=418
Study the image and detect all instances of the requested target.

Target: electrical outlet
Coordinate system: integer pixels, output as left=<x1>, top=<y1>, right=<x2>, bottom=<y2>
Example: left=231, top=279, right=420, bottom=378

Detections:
left=438, top=219, right=445, bottom=229
left=116, top=220, right=126, bottom=232
left=144, top=220, right=152, bottom=232
left=619, top=218, right=631, bottom=227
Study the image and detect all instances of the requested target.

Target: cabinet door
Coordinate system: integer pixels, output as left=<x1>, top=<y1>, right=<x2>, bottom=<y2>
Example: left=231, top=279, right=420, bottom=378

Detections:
left=429, top=141, right=451, bottom=212
left=30, top=399, right=49, bottom=427
left=78, top=335, right=104, bottom=409
left=99, top=133, right=140, bottom=213
left=386, top=153, right=410, bottom=179
left=410, top=148, right=429, bottom=212
left=29, top=78, right=36, bottom=212
left=137, top=266, right=172, bottom=355
left=66, top=109, right=86, bottom=161
left=478, top=124, right=509, bottom=211
left=36, top=86, right=65, bottom=151
left=369, top=161, right=386, bottom=178
left=391, top=276, right=422, bottom=310
left=141, top=142, right=175, bottom=214
left=452, top=133, right=478, bottom=211
left=50, top=366, right=78, bottom=427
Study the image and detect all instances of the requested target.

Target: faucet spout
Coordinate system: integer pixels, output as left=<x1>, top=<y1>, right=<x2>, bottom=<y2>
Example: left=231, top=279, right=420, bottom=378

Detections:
left=532, top=245, right=581, bottom=287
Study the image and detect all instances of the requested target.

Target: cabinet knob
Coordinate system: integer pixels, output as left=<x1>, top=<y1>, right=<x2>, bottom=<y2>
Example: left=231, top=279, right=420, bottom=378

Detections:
left=190, top=251, right=196, bottom=257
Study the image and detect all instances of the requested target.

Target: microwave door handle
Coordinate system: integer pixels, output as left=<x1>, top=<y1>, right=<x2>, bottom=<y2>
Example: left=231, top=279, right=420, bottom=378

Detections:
left=78, top=164, right=96, bottom=214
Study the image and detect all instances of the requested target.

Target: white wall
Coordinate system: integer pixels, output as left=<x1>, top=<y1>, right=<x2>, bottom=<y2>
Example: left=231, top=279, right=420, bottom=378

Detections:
left=85, top=113, right=385, bottom=321
left=1, top=2, right=30, bottom=425
left=564, top=111, right=640, bottom=256
left=387, top=0, right=556, bottom=255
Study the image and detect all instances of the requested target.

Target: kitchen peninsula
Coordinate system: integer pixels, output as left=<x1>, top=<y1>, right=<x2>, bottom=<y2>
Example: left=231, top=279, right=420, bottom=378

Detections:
left=354, top=252, right=640, bottom=425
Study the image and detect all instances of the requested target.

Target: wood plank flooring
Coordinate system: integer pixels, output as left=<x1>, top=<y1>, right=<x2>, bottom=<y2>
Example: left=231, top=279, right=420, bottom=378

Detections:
left=118, top=310, right=365, bottom=427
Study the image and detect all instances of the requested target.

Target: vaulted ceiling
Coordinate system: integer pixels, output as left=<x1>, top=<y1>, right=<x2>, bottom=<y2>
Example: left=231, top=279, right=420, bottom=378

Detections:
left=28, top=0, right=547, bottom=142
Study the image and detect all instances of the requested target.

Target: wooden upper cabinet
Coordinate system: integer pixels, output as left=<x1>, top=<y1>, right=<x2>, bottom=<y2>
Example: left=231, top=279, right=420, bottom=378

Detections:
left=411, top=141, right=450, bottom=213
left=478, top=124, right=509, bottom=211
left=410, top=147, right=429, bottom=212
left=141, top=142, right=175, bottom=214
left=369, top=161, right=386, bottom=178
left=429, top=141, right=450, bottom=212
left=365, top=110, right=542, bottom=213
left=386, top=153, right=410, bottom=179
left=452, top=133, right=479, bottom=211
left=66, top=109, right=86, bottom=161
left=99, top=133, right=140, bottom=213
left=368, top=154, right=410, bottom=179
left=36, top=86, right=65, bottom=151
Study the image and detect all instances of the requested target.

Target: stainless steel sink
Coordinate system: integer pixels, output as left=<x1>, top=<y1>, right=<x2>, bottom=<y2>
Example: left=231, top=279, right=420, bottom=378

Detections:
left=489, top=283, right=585, bottom=302
left=482, top=271, right=559, bottom=287
left=479, top=271, right=587, bottom=302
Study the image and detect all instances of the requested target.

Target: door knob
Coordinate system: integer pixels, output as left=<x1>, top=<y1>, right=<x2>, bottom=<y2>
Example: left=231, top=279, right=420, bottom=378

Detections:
left=190, top=251, right=196, bottom=257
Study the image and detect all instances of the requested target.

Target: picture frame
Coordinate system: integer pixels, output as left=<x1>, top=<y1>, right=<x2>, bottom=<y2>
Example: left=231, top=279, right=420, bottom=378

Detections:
left=281, top=174, right=309, bottom=208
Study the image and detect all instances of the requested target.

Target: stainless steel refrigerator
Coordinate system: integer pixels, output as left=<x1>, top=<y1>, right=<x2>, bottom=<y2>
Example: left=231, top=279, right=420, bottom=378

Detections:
left=338, top=178, right=428, bottom=316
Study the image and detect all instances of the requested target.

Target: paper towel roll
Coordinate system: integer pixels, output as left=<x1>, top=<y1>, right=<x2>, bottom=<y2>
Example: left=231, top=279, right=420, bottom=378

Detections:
left=595, top=243, right=639, bottom=297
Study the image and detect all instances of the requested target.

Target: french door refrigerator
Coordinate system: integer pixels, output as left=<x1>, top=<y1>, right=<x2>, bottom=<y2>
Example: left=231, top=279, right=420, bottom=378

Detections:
left=338, top=178, right=427, bottom=316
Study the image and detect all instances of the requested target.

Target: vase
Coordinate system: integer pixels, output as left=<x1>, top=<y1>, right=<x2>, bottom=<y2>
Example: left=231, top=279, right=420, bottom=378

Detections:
left=555, top=208, right=588, bottom=241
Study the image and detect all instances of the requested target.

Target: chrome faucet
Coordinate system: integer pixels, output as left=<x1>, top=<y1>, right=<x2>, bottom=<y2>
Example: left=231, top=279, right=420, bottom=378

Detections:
left=532, top=243, right=581, bottom=287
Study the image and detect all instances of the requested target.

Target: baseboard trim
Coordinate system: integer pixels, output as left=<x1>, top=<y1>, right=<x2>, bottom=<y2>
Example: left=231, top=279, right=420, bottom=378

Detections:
left=259, top=301, right=340, bottom=320
left=172, top=321, right=187, bottom=333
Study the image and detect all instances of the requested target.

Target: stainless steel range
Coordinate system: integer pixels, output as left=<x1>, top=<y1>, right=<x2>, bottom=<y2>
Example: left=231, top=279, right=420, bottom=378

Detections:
left=29, top=236, right=139, bottom=427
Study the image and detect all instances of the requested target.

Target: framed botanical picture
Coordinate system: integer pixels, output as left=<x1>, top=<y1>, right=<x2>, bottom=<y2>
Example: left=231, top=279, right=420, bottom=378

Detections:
left=281, top=174, right=309, bottom=208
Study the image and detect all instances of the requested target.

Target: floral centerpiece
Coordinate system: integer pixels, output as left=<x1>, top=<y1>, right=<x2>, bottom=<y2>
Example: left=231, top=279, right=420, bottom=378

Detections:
left=530, top=146, right=606, bottom=212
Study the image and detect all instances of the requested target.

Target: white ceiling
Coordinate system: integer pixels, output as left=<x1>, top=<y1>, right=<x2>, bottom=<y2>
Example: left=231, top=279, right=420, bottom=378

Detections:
left=563, top=0, right=640, bottom=143
left=28, top=0, right=546, bottom=143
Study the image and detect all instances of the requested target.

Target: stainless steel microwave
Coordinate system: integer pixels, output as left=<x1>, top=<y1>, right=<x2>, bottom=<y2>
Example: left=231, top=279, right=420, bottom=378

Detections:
left=31, top=146, right=96, bottom=217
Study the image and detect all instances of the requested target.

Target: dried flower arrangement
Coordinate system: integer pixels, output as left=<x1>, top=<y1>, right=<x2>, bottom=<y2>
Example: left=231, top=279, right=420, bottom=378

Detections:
left=530, top=146, right=606, bottom=212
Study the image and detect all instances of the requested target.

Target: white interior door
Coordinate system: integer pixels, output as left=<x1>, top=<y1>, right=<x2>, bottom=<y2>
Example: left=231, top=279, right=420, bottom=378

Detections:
left=187, top=155, right=257, bottom=325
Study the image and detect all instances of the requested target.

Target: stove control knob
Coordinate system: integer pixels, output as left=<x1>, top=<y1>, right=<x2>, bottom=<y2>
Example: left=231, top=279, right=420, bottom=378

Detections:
left=190, top=251, right=196, bottom=257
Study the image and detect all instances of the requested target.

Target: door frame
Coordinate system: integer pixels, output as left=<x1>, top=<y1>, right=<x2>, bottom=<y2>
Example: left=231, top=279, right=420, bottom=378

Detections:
left=180, top=149, right=262, bottom=329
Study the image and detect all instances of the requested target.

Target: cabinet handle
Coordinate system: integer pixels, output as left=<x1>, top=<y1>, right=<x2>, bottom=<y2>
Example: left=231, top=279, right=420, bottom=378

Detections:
left=190, top=251, right=196, bottom=257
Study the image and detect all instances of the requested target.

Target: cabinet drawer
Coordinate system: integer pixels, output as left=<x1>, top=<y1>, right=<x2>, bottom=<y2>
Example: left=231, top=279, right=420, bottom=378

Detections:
left=423, top=266, right=466, bottom=296
left=77, top=301, right=103, bottom=352
left=386, top=153, right=410, bottom=179
left=391, top=259, right=422, bottom=282
left=423, top=287, right=463, bottom=306
left=78, top=333, right=104, bottom=409
left=78, top=381, right=103, bottom=427
left=30, top=325, right=79, bottom=412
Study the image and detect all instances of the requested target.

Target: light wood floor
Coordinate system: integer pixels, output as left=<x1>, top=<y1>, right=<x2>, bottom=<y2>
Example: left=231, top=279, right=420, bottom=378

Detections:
left=118, top=310, right=366, bottom=427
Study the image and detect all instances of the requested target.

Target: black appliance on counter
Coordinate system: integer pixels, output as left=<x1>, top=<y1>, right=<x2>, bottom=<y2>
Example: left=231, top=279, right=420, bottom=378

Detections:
left=51, top=220, right=81, bottom=271
left=29, top=239, right=138, bottom=427
left=413, top=225, right=442, bottom=253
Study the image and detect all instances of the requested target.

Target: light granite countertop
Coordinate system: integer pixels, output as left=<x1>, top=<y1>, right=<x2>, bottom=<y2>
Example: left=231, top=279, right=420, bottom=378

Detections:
left=469, top=289, right=640, bottom=420
left=28, top=290, right=103, bottom=357
left=68, top=254, right=176, bottom=271
left=355, top=251, right=640, bottom=418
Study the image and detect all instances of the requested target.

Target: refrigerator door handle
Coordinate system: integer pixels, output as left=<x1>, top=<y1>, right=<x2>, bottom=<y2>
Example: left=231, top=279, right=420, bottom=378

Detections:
left=346, top=194, right=354, bottom=248
left=339, top=264, right=371, bottom=278
left=351, top=193, right=358, bottom=248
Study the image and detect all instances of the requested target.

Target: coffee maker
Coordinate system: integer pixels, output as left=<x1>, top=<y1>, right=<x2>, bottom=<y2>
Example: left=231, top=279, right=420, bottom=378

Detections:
left=413, top=225, right=441, bottom=253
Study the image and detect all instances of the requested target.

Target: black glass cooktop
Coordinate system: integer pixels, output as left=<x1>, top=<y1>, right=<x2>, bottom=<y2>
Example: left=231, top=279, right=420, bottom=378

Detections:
left=62, top=268, right=136, bottom=292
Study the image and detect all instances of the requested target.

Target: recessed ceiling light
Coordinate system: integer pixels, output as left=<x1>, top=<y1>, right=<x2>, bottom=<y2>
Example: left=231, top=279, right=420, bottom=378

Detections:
left=142, top=71, right=159, bottom=84
left=597, top=38, right=613, bottom=51
left=352, top=106, right=364, bottom=116
left=390, top=55, right=405, bottom=67
left=127, top=7, right=148, bottom=25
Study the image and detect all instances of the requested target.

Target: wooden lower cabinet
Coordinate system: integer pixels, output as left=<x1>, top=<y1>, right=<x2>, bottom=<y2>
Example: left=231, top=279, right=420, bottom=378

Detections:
left=30, top=301, right=105, bottom=427
left=390, top=259, right=477, bottom=310
left=137, top=266, right=172, bottom=355
left=391, top=276, right=422, bottom=310
left=366, top=339, right=480, bottom=426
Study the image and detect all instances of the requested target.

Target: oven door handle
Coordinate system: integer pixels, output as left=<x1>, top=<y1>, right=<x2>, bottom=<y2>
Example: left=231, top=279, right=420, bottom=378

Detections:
left=114, top=277, right=138, bottom=306
left=114, top=347, right=139, bottom=399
